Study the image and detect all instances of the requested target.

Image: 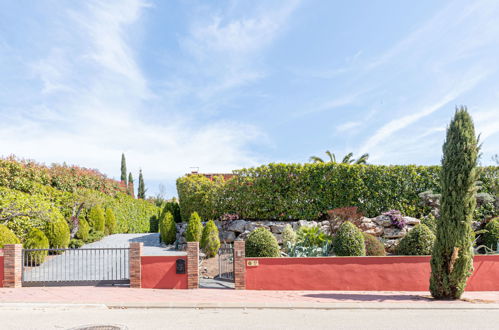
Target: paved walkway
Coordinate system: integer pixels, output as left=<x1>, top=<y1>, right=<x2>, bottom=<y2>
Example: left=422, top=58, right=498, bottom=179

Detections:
left=0, top=287, right=498, bottom=309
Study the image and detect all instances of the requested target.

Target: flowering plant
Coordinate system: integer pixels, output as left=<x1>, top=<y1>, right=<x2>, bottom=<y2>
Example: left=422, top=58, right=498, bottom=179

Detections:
left=382, top=209, right=406, bottom=229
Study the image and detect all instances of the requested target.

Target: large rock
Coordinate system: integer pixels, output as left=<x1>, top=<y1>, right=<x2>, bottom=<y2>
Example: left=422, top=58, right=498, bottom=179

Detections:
left=244, top=222, right=256, bottom=232
left=384, top=239, right=399, bottom=253
left=221, top=231, right=236, bottom=243
left=271, top=224, right=286, bottom=233
left=403, top=217, right=420, bottom=225
left=383, top=227, right=407, bottom=239
left=227, top=220, right=247, bottom=233
left=373, top=215, right=393, bottom=227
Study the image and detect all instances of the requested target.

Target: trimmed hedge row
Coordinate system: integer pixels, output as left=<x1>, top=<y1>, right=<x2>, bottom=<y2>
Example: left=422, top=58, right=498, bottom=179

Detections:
left=177, top=163, right=499, bottom=220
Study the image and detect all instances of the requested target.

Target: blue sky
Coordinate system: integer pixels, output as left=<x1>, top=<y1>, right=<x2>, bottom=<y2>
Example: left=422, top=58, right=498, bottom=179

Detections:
left=1, top=0, right=499, bottom=197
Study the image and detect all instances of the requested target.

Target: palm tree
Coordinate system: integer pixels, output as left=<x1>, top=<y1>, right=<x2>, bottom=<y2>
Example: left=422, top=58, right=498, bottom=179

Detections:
left=309, top=150, right=369, bottom=164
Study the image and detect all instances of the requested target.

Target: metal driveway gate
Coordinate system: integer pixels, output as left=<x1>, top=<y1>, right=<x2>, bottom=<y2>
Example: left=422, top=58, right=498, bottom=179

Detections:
left=22, top=247, right=130, bottom=287
left=218, top=244, right=234, bottom=282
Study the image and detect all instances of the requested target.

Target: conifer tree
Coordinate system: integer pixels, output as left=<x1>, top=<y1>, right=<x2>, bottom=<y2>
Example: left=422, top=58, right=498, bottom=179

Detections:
left=430, top=107, right=479, bottom=299
left=138, top=169, right=146, bottom=199
left=120, top=153, right=127, bottom=186
left=128, top=172, right=135, bottom=198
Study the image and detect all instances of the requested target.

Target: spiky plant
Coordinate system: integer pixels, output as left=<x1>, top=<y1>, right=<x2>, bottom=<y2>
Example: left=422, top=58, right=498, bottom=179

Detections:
left=430, top=107, right=479, bottom=300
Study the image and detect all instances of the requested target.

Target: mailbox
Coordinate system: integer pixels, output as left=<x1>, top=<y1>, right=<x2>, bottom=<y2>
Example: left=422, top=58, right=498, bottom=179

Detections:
left=176, top=258, right=186, bottom=274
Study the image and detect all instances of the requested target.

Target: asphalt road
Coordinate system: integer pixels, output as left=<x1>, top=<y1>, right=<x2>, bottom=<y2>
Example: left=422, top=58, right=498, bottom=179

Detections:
left=0, top=306, right=498, bottom=330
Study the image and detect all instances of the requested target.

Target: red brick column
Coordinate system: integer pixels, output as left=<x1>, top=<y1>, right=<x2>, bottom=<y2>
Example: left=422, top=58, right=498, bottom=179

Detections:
left=234, top=240, right=246, bottom=290
left=187, top=242, right=199, bottom=289
left=129, top=242, right=142, bottom=288
left=3, top=244, right=22, bottom=288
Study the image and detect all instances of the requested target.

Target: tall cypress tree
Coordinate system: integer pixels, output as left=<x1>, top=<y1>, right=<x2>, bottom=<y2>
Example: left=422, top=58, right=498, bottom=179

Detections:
left=128, top=172, right=135, bottom=198
left=120, top=153, right=127, bottom=186
left=138, top=169, right=146, bottom=199
left=430, top=107, right=479, bottom=299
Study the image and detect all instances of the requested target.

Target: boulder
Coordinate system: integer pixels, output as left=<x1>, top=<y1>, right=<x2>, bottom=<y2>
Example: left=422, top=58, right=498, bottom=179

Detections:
left=373, top=215, right=393, bottom=227
left=270, top=224, right=286, bottom=233
left=244, top=222, right=256, bottom=232
left=384, top=239, right=399, bottom=253
left=403, top=217, right=420, bottom=225
left=383, top=227, right=407, bottom=239
left=221, top=231, right=236, bottom=243
left=227, top=220, right=247, bottom=233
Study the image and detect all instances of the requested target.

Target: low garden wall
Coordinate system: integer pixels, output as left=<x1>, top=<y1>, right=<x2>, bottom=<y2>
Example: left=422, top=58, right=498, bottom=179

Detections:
left=0, top=249, right=3, bottom=288
left=244, top=255, right=499, bottom=291
left=141, top=256, right=188, bottom=289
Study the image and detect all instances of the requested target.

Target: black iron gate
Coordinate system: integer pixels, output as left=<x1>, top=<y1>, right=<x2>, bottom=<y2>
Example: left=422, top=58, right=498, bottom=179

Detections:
left=22, top=247, right=130, bottom=287
left=217, top=244, right=234, bottom=281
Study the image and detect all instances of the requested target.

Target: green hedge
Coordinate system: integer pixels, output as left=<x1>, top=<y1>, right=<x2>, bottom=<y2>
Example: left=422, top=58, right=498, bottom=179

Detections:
left=177, top=163, right=499, bottom=220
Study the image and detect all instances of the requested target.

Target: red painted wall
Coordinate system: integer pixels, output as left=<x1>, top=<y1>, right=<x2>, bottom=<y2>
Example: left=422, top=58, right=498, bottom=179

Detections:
left=245, top=255, right=499, bottom=291
left=141, top=256, right=187, bottom=289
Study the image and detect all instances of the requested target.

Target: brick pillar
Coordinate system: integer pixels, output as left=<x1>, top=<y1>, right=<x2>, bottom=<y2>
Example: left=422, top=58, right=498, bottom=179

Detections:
left=129, top=242, right=142, bottom=288
left=234, top=240, right=246, bottom=290
left=3, top=244, right=22, bottom=288
left=187, top=241, right=199, bottom=289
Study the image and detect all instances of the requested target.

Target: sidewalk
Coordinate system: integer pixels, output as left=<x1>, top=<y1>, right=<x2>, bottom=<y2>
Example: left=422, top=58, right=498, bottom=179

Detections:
left=0, top=287, right=498, bottom=309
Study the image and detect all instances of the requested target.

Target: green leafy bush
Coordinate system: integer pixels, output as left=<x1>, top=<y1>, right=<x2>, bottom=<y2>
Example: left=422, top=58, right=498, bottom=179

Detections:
left=87, top=206, right=105, bottom=232
left=162, top=199, right=182, bottom=223
left=421, top=214, right=437, bottom=234
left=105, top=208, right=116, bottom=235
left=75, top=218, right=90, bottom=242
left=332, top=221, right=365, bottom=256
left=201, top=220, right=220, bottom=258
left=281, top=224, right=297, bottom=253
left=483, top=218, right=499, bottom=251
left=149, top=215, right=159, bottom=233
left=176, top=164, right=499, bottom=220
left=0, top=224, right=20, bottom=248
left=23, top=228, right=49, bottom=265
left=245, top=227, right=280, bottom=257
left=87, top=230, right=105, bottom=243
left=69, top=238, right=85, bottom=249
left=363, top=233, right=386, bottom=256
left=185, top=212, right=203, bottom=242
left=296, top=226, right=331, bottom=248
left=398, top=224, right=435, bottom=255
left=159, top=211, right=176, bottom=244
left=44, top=217, right=70, bottom=249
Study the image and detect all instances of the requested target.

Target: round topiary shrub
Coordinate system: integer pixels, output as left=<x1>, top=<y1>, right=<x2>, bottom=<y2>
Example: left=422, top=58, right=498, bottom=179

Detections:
left=87, top=206, right=105, bottom=233
left=245, top=227, right=280, bottom=258
left=397, top=224, right=435, bottom=255
left=201, top=220, right=220, bottom=258
left=363, top=232, right=386, bottom=256
left=332, top=221, right=365, bottom=256
left=159, top=211, right=176, bottom=244
left=75, top=218, right=90, bottom=242
left=24, top=228, right=49, bottom=265
left=0, top=224, right=20, bottom=248
left=185, top=212, right=203, bottom=242
left=105, top=208, right=117, bottom=235
left=69, top=238, right=85, bottom=249
left=483, top=217, right=499, bottom=251
left=45, top=217, right=70, bottom=250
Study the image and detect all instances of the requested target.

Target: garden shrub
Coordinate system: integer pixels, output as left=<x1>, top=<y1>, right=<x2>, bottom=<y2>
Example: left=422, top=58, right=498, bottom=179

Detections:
left=331, top=221, right=365, bottom=256
left=0, top=224, right=20, bottom=248
left=296, top=226, right=331, bottom=248
left=105, top=208, right=117, bottom=235
left=363, top=233, right=386, bottom=256
left=176, top=164, right=499, bottom=220
left=201, top=220, right=220, bottom=258
left=162, top=199, right=182, bottom=223
left=185, top=212, right=203, bottom=242
left=246, top=227, right=281, bottom=258
left=75, top=218, right=90, bottom=242
left=149, top=215, right=159, bottom=233
left=87, top=230, right=105, bottom=243
left=44, top=217, right=70, bottom=249
left=23, top=228, right=49, bottom=265
left=325, top=206, right=364, bottom=233
left=483, top=217, right=499, bottom=251
left=398, top=224, right=435, bottom=256
left=69, top=238, right=85, bottom=249
left=159, top=211, right=176, bottom=244
left=421, top=214, right=437, bottom=234
left=87, top=206, right=105, bottom=232
left=281, top=224, right=297, bottom=253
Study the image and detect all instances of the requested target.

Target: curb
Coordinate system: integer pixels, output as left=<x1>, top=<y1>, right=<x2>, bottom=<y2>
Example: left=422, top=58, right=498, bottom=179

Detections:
left=0, top=303, right=108, bottom=310
left=106, top=302, right=499, bottom=310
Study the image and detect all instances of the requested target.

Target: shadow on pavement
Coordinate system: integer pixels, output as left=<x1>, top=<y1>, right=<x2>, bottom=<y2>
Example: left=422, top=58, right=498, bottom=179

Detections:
left=303, top=293, right=433, bottom=302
